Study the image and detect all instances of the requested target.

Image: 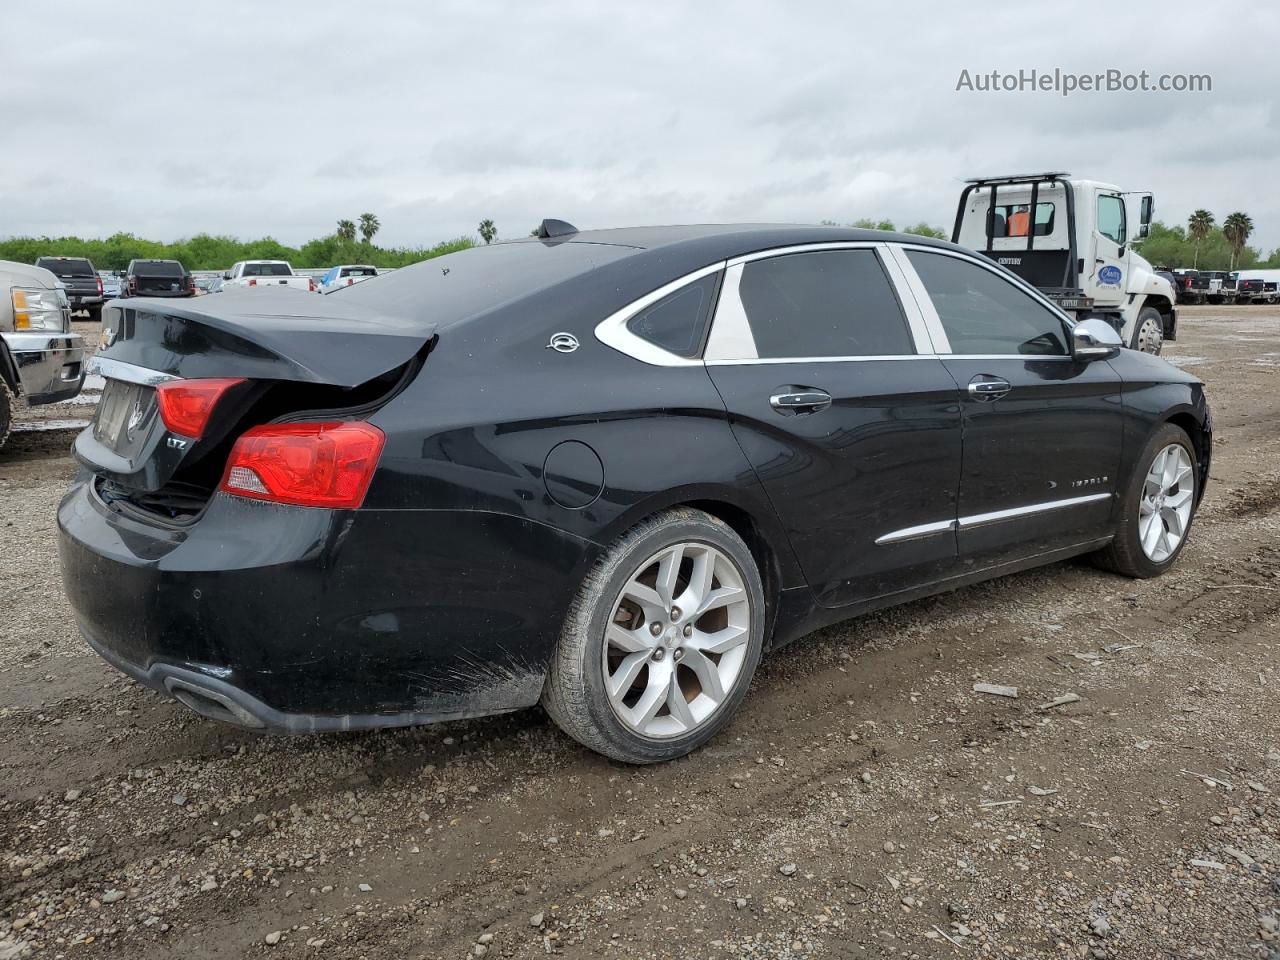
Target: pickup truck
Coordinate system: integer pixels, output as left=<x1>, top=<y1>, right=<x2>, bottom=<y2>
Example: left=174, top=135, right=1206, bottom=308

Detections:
left=34, top=256, right=104, bottom=321
left=124, top=259, right=195, bottom=298
left=222, top=261, right=317, bottom=292
left=1, top=259, right=87, bottom=451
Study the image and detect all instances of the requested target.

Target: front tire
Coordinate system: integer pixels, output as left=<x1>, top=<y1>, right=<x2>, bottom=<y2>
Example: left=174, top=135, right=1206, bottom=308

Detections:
left=1092, top=423, right=1198, bottom=578
left=542, top=508, right=765, bottom=764
left=0, top=378, right=13, bottom=452
left=1132, top=307, right=1164, bottom=354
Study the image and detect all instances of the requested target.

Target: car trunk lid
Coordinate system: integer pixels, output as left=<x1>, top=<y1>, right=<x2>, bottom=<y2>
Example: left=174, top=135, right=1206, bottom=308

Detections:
left=77, top=290, right=433, bottom=496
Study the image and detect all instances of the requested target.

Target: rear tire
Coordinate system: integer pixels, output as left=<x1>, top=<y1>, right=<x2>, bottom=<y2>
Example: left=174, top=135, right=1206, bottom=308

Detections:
left=542, top=507, right=765, bottom=764
left=1132, top=307, right=1164, bottom=354
left=1092, top=423, right=1198, bottom=578
left=86, top=306, right=102, bottom=325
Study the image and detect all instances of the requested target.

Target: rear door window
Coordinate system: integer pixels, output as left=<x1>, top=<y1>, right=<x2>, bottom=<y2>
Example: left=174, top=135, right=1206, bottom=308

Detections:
left=737, top=249, right=913, bottom=358
left=625, top=273, right=719, bottom=357
left=906, top=250, right=1069, bottom=356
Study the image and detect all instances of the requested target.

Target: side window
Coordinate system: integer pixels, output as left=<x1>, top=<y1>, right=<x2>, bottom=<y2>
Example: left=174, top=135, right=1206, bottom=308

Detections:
left=626, top=273, right=718, bottom=358
left=1097, top=194, right=1126, bottom=245
left=737, top=250, right=913, bottom=358
left=906, top=251, right=1068, bottom=356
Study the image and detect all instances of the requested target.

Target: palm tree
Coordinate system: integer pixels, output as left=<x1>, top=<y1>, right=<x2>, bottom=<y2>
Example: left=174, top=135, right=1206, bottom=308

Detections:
left=478, top=219, right=497, bottom=245
left=358, top=213, right=380, bottom=245
left=1222, top=212, right=1254, bottom=271
left=1186, top=209, right=1214, bottom=268
left=336, top=219, right=357, bottom=242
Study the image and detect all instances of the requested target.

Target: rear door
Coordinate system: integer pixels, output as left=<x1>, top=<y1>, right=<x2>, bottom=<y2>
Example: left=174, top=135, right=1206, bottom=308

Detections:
left=704, top=244, right=963, bottom=608
left=892, top=246, right=1123, bottom=567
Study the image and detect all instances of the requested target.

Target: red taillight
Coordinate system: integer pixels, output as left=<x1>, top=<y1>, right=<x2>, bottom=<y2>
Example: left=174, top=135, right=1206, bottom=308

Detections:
left=155, top=378, right=246, bottom=439
left=96, top=276, right=104, bottom=296
left=248, top=278, right=258, bottom=287
left=128, top=276, right=137, bottom=293
left=346, top=278, right=354, bottom=286
left=308, top=277, right=317, bottom=292
left=219, top=422, right=384, bottom=509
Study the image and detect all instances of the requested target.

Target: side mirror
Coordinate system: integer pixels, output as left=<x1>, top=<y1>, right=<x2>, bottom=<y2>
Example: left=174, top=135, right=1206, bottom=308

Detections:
left=1138, top=195, right=1153, bottom=239
left=1072, top=318, right=1123, bottom=360
left=222, top=271, right=232, bottom=281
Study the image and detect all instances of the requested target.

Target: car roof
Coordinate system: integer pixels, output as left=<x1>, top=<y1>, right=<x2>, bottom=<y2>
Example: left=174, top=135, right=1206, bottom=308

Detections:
left=520, top=223, right=955, bottom=259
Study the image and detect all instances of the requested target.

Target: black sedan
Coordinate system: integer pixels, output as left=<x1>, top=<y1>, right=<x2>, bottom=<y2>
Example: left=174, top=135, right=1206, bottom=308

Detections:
left=58, top=222, right=1211, bottom=763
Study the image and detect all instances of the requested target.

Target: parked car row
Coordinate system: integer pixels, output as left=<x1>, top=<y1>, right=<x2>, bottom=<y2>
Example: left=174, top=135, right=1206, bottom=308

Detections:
left=18, top=255, right=387, bottom=312
left=1166, top=267, right=1280, bottom=305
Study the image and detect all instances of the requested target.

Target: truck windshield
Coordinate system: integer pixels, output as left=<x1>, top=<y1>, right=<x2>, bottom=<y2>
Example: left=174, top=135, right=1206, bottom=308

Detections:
left=242, top=263, right=293, bottom=277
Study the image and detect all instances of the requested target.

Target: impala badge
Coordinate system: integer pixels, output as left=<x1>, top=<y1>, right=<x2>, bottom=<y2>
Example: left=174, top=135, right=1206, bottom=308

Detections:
left=547, top=333, right=579, bottom=353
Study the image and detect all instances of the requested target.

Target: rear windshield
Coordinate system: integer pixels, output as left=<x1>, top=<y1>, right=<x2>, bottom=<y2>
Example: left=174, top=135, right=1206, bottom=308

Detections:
left=242, top=262, right=293, bottom=277
left=36, top=257, right=95, bottom=277
left=132, top=260, right=184, bottom=277
left=340, top=266, right=378, bottom=277
left=344, top=241, right=633, bottom=325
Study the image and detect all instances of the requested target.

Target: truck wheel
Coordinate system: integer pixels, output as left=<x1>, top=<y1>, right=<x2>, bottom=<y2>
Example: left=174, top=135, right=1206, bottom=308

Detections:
left=0, top=378, right=13, bottom=453
left=542, top=507, right=766, bottom=764
left=1132, top=307, right=1163, bottom=354
left=86, top=306, right=102, bottom=324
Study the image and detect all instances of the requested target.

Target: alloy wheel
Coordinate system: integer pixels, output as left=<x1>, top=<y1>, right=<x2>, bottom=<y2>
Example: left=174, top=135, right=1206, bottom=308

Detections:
left=1138, top=443, right=1194, bottom=563
left=602, top=542, right=752, bottom=739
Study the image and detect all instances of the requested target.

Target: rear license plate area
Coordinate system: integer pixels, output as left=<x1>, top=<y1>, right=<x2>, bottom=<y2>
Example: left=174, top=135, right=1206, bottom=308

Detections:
left=93, top=379, right=155, bottom=452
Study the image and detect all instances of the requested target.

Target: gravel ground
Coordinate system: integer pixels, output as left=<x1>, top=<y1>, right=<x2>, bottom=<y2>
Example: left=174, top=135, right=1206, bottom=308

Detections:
left=2, top=307, right=1278, bottom=960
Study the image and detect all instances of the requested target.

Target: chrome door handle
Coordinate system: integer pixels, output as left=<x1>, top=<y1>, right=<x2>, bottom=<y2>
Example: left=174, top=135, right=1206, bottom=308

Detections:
left=967, top=376, right=1011, bottom=401
left=769, top=390, right=832, bottom=415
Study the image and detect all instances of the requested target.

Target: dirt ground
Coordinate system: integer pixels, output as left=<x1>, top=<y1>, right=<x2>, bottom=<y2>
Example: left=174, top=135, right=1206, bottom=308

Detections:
left=2, top=307, right=1278, bottom=960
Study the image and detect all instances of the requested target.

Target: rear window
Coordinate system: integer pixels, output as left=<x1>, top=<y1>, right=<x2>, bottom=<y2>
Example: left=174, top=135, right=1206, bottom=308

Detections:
left=345, top=241, right=633, bottom=326
left=242, top=262, right=293, bottom=277
left=132, top=260, right=184, bottom=277
left=340, top=267, right=378, bottom=278
left=36, top=257, right=95, bottom=277
left=738, top=250, right=914, bottom=358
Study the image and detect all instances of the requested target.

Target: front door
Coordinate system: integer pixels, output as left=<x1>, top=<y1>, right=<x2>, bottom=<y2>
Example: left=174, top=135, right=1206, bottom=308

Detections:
left=704, top=245, right=964, bottom=608
left=1088, top=190, right=1128, bottom=311
left=898, top=247, right=1124, bottom=568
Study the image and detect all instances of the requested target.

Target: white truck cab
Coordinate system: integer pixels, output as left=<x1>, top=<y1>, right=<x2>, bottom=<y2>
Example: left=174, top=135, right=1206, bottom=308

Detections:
left=953, top=172, right=1176, bottom=354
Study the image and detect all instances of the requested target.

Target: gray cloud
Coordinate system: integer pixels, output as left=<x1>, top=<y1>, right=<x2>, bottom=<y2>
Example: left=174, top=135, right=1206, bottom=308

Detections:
left=2, top=0, right=1277, bottom=252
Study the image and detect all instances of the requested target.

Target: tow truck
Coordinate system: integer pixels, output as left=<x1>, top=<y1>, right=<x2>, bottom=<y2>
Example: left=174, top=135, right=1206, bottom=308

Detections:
left=952, top=172, right=1177, bottom=354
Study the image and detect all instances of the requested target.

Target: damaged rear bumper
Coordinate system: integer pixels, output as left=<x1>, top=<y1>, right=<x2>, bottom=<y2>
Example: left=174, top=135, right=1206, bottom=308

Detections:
left=58, top=474, right=590, bottom=730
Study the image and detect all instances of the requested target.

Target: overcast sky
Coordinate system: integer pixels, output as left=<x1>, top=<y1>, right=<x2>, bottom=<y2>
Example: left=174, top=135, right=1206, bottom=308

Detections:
left=4, top=0, right=1278, bottom=252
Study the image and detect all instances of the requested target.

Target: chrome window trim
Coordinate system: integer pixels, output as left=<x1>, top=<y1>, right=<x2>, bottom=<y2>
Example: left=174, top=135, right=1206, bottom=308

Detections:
left=704, top=263, right=758, bottom=361
left=88, top=355, right=180, bottom=386
left=592, top=261, right=726, bottom=367
left=705, top=242, right=933, bottom=363
left=884, top=244, right=952, bottom=352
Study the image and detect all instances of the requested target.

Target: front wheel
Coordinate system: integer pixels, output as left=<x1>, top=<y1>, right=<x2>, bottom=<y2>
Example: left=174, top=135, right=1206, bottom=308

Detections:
left=0, top=378, right=12, bottom=452
left=1132, top=307, right=1164, bottom=354
left=1092, top=423, right=1198, bottom=578
left=542, top=508, right=765, bottom=763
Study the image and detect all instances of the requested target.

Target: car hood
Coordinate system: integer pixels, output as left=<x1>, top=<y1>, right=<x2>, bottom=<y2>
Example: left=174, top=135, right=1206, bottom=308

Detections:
left=1, top=259, right=60, bottom=290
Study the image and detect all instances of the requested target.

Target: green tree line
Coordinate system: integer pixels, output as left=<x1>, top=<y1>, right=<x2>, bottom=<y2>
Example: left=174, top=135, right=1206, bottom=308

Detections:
left=0, top=230, right=474, bottom=272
